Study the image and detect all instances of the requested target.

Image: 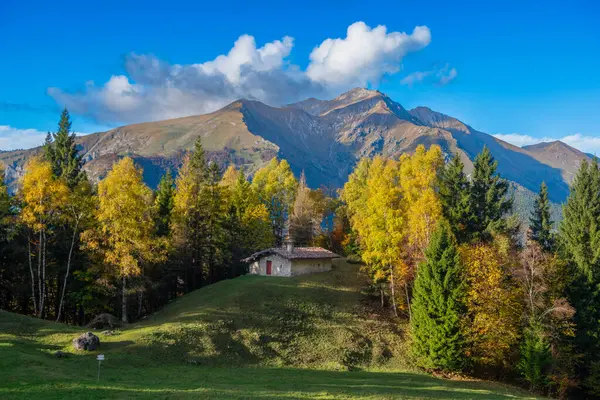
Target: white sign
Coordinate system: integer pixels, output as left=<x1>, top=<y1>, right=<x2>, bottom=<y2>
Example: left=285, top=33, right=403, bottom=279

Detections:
left=97, top=354, right=105, bottom=361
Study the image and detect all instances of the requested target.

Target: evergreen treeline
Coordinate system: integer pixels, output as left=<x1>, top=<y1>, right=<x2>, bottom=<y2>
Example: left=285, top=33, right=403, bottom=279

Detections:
left=0, top=110, right=337, bottom=324
left=342, top=145, right=600, bottom=398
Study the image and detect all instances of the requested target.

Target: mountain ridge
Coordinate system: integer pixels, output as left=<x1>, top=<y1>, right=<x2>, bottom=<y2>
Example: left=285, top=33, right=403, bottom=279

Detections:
left=0, top=88, right=589, bottom=204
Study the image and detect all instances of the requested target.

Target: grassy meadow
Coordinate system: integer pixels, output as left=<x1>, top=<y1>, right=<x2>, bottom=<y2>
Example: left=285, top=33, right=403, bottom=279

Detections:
left=0, top=260, right=540, bottom=399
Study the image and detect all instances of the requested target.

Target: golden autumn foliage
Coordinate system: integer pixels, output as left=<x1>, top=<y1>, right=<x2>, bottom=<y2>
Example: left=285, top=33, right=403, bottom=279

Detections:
left=90, top=157, right=163, bottom=277
left=220, top=165, right=275, bottom=251
left=19, top=157, right=70, bottom=318
left=399, top=145, right=444, bottom=259
left=251, top=158, right=298, bottom=242
left=341, top=145, right=445, bottom=313
left=460, top=240, right=522, bottom=368
left=20, top=157, right=69, bottom=232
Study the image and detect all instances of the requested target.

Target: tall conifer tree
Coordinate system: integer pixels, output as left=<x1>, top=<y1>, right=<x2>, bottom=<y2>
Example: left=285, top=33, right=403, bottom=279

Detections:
left=44, top=108, right=83, bottom=187
left=411, top=221, right=466, bottom=371
left=469, top=146, right=513, bottom=241
left=438, top=154, right=472, bottom=243
left=529, top=182, right=554, bottom=252
left=154, top=170, right=175, bottom=237
left=559, top=158, right=600, bottom=393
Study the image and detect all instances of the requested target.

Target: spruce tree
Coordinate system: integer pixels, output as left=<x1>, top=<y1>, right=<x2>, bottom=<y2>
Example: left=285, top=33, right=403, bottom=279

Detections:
left=438, top=153, right=472, bottom=243
left=154, top=170, right=175, bottom=237
left=559, top=158, right=600, bottom=393
left=529, top=182, right=554, bottom=252
left=469, top=146, right=513, bottom=241
left=518, top=323, right=552, bottom=390
left=411, top=221, right=466, bottom=371
left=190, top=136, right=208, bottom=180
left=44, top=108, right=83, bottom=187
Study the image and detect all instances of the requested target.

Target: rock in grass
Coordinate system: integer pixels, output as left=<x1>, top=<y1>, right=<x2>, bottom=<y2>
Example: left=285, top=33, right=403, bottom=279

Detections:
left=72, top=332, right=100, bottom=351
left=54, top=350, right=68, bottom=358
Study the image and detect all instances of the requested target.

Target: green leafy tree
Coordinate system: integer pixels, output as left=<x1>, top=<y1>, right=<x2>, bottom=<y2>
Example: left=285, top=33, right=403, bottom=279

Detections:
left=411, top=222, right=467, bottom=371
left=438, top=154, right=472, bottom=243
left=469, top=146, right=514, bottom=241
left=529, top=182, right=554, bottom=252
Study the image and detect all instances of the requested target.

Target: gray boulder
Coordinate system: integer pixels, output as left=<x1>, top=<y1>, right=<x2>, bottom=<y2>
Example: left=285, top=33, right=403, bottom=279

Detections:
left=72, top=332, right=100, bottom=351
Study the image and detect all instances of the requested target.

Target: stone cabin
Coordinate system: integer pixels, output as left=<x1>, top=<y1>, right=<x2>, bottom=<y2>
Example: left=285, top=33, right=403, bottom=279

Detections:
left=243, top=242, right=340, bottom=277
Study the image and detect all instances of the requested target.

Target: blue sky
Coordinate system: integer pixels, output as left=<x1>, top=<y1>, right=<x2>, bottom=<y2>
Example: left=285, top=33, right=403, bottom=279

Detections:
left=1, top=0, right=599, bottom=151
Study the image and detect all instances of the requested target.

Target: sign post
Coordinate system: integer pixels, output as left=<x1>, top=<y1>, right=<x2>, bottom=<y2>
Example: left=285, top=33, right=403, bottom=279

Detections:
left=97, top=354, right=105, bottom=382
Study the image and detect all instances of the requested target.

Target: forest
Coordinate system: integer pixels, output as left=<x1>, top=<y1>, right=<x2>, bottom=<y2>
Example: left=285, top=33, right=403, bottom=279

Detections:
left=1, top=110, right=600, bottom=398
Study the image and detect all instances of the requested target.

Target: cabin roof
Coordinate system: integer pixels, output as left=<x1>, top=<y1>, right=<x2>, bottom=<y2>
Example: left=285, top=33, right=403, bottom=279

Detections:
left=242, top=247, right=340, bottom=262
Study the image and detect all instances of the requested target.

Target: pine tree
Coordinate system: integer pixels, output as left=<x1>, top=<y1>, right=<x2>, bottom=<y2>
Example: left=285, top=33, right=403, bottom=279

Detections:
left=154, top=170, right=175, bottom=237
left=518, top=323, right=552, bottom=391
left=559, top=158, right=600, bottom=394
left=529, top=182, right=554, bottom=252
left=438, top=153, right=472, bottom=244
left=190, top=136, right=208, bottom=180
left=411, top=221, right=466, bottom=371
left=44, top=109, right=84, bottom=187
left=469, top=146, right=513, bottom=241
left=560, top=159, right=600, bottom=282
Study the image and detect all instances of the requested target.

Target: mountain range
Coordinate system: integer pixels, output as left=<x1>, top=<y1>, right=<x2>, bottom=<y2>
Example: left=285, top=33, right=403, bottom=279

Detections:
left=0, top=88, right=590, bottom=206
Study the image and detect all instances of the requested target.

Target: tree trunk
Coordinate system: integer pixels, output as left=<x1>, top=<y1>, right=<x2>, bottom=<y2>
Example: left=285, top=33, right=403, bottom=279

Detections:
left=57, top=219, right=79, bottom=322
left=380, top=286, right=385, bottom=308
left=37, top=229, right=42, bottom=318
left=390, top=265, right=398, bottom=317
left=28, top=233, right=37, bottom=316
left=40, top=229, right=47, bottom=319
left=137, top=290, right=143, bottom=319
left=404, top=281, right=412, bottom=322
left=122, top=276, right=128, bottom=323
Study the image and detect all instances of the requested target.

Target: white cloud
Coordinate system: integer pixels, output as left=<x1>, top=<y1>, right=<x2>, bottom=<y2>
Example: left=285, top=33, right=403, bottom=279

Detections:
left=307, top=22, right=431, bottom=88
left=400, top=63, right=457, bottom=87
left=400, top=70, right=433, bottom=86
left=438, top=66, right=457, bottom=85
left=48, top=22, right=432, bottom=125
left=494, top=133, right=600, bottom=155
left=0, top=125, right=48, bottom=150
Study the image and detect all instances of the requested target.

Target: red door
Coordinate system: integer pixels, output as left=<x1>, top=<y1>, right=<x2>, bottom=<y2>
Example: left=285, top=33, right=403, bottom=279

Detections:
left=266, top=260, right=272, bottom=275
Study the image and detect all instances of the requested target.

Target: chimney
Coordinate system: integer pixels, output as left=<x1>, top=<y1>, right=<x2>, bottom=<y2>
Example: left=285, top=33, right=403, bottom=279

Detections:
left=285, top=240, right=294, bottom=254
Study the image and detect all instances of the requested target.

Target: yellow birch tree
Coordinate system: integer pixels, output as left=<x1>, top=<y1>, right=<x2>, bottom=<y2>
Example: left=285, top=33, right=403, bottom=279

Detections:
left=83, top=157, right=163, bottom=323
left=20, top=157, right=69, bottom=318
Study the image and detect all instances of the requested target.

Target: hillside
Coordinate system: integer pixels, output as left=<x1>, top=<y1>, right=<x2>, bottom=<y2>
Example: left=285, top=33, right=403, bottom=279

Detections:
left=0, top=261, right=539, bottom=399
left=0, top=88, right=588, bottom=203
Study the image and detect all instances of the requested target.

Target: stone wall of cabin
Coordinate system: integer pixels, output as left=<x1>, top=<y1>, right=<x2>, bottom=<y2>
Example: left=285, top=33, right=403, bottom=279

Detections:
left=249, top=254, right=292, bottom=276
left=290, top=258, right=332, bottom=276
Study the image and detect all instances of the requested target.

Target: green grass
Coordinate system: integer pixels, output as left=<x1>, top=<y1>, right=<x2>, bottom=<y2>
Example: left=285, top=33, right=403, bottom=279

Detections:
left=0, top=261, right=541, bottom=399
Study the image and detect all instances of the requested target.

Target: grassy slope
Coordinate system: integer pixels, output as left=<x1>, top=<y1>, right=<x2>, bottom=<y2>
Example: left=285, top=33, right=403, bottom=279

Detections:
left=0, top=261, right=540, bottom=399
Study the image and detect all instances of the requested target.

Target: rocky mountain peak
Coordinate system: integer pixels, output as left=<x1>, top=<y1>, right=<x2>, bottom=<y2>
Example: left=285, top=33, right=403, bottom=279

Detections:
left=409, top=106, right=471, bottom=133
